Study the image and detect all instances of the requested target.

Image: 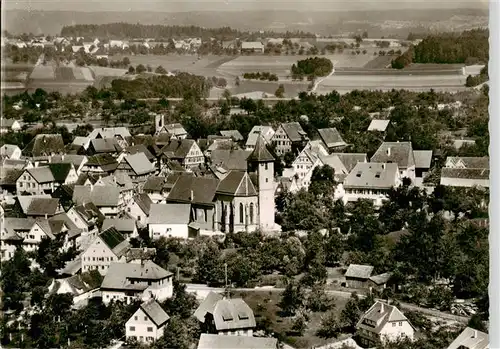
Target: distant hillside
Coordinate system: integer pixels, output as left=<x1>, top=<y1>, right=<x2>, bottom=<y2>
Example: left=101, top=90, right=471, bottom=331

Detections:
left=3, top=8, right=488, bottom=37
left=60, top=23, right=316, bottom=40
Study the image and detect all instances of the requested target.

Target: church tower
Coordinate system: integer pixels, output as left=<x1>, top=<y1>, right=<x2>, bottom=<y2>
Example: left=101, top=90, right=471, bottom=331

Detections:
left=248, top=134, right=276, bottom=231
left=154, top=114, right=165, bottom=135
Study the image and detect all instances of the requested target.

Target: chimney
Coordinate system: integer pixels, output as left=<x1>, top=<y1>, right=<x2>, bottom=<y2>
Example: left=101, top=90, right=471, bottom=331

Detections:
left=473, top=330, right=477, bottom=339
left=45, top=214, right=48, bottom=220
left=386, top=147, right=391, bottom=156
left=61, top=155, right=65, bottom=161
left=380, top=302, right=384, bottom=313
left=190, top=190, right=194, bottom=201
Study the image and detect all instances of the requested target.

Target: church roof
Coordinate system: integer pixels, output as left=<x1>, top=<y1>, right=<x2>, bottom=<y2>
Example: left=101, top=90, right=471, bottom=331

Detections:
left=247, top=135, right=274, bottom=163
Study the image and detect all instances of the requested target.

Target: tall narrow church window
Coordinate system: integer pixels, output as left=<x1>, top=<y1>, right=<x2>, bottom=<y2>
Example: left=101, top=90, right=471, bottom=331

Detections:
left=239, top=203, right=244, bottom=224
left=249, top=203, right=254, bottom=225
left=265, top=163, right=268, bottom=170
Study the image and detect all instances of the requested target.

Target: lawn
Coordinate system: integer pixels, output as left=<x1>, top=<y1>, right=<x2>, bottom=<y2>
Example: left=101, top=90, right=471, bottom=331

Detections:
left=29, top=64, right=55, bottom=80
left=233, top=290, right=350, bottom=349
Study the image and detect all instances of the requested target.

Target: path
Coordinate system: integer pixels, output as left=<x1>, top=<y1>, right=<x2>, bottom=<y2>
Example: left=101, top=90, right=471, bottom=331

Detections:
left=311, top=66, right=335, bottom=93
left=184, top=284, right=469, bottom=324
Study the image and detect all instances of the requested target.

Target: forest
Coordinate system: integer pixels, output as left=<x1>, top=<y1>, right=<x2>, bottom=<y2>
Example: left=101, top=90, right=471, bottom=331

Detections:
left=392, top=29, right=489, bottom=68
left=60, top=23, right=315, bottom=41
left=290, top=57, right=334, bottom=80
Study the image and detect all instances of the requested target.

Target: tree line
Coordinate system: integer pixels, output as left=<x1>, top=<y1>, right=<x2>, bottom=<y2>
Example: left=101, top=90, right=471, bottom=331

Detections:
left=392, top=29, right=489, bottom=69
left=290, top=57, right=333, bottom=81
left=242, top=72, right=279, bottom=81
left=60, top=23, right=315, bottom=41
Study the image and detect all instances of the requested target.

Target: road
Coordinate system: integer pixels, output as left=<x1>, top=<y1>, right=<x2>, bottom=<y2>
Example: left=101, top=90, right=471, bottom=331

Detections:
left=185, top=284, right=469, bottom=324
left=311, top=65, right=335, bottom=93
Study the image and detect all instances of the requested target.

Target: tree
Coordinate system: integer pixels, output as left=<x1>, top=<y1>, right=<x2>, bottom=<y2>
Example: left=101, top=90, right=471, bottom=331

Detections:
left=317, top=310, right=342, bottom=338
left=122, top=57, right=131, bottom=66
left=309, top=165, right=336, bottom=198
left=136, top=64, right=147, bottom=74
left=306, top=284, right=334, bottom=312
left=162, top=280, right=199, bottom=319
left=155, top=65, right=167, bottom=74
left=194, top=240, right=223, bottom=286
left=291, top=313, right=307, bottom=335
left=153, top=316, right=199, bottom=349
left=279, top=280, right=305, bottom=316
left=128, top=66, right=135, bottom=74
left=275, top=84, right=285, bottom=98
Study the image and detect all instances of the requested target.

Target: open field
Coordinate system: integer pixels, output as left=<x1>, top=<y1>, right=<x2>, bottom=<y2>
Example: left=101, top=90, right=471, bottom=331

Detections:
left=362, top=55, right=396, bottom=69
left=234, top=290, right=350, bottom=349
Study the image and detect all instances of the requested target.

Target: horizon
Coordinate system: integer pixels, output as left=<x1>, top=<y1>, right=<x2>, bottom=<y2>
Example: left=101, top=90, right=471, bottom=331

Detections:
left=3, top=0, right=489, bottom=12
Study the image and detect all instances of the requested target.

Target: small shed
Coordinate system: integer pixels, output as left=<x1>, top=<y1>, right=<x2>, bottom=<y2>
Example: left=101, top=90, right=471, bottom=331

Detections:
left=345, top=264, right=374, bottom=289
left=368, top=272, right=393, bottom=292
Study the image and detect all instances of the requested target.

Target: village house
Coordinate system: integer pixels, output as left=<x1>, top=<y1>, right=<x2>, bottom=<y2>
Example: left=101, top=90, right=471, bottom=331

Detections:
left=344, top=264, right=374, bottom=289
left=317, top=127, right=348, bottom=151
left=356, top=301, right=415, bottom=347
left=66, top=202, right=105, bottom=249
left=413, top=150, right=433, bottom=179
left=17, top=195, right=62, bottom=218
left=162, top=123, right=188, bottom=139
left=124, top=144, right=156, bottom=167
left=220, top=130, right=244, bottom=142
left=291, top=146, right=323, bottom=190
left=88, top=127, right=132, bottom=149
left=160, top=139, right=204, bottom=170
left=1, top=218, right=35, bottom=261
left=367, top=119, right=390, bottom=132
left=125, top=299, right=170, bottom=344
left=116, top=152, right=156, bottom=183
left=194, top=293, right=256, bottom=336
left=22, top=134, right=65, bottom=157
left=87, top=138, right=123, bottom=157
left=142, top=176, right=169, bottom=202
left=0, top=119, right=22, bottom=133
left=126, top=193, right=153, bottom=227
left=342, top=162, right=401, bottom=206
left=319, top=152, right=368, bottom=185
left=245, top=126, right=275, bottom=151
left=440, top=156, right=490, bottom=188
left=272, top=122, right=308, bottom=156
left=81, top=154, right=119, bottom=174
left=95, top=172, right=135, bottom=208
left=47, top=273, right=101, bottom=307
left=49, top=155, right=89, bottom=175
left=0, top=144, right=22, bottom=160
left=370, top=142, right=416, bottom=182
left=197, top=334, right=278, bottom=349
left=209, top=149, right=252, bottom=180
left=102, top=218, right=138, bottom=239
left=100, top=260, right=174, bottom=305
left=16, top=163, right=78, bottom=195
left=445, top=326, right=488, bottom=349
left=72, top=184, right=121, bottom=217
left=167, top=175, right=219, bottom=233
left=81, top=226, right=130, bottom=275
left=148, top=203, right=193, bottom=239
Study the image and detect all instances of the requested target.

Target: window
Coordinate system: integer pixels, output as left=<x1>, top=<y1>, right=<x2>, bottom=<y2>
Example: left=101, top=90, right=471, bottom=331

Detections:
left=239, top=203, right=244, bottom=224
left=144, top=316, right=148, bottom=321
left=399, top=322, right=402, bottom=326
left=265, top=178, right=268, bottom=183
left=134, top=316, right=138, bottom=320
left=147, top=327, right=153, bottom=332
left=249, top=203, right=254, bottom=225
left=129, top=326, right=135, bottom=331
left=392, top=323, right=396, bottom=327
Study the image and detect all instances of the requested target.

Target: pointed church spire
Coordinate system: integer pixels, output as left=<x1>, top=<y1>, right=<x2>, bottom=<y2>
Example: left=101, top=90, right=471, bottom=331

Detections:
left=248, top=134, right=275, bottom=163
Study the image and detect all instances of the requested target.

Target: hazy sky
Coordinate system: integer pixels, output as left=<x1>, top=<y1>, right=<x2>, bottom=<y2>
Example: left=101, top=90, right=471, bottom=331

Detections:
left=3, top=0, right=489, bottom=12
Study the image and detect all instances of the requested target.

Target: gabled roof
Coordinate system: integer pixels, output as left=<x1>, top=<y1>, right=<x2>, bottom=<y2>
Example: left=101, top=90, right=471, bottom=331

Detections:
left=89, top=138, right=122, bottom=153
left=101, top=261, right=173, bottom=290
left=18, top=196, right=60, bottom=216
left=368, top=119, right=390, bottom=132
left=369, top=272, right=393, bottom=285
left=246, top=126, right=274, bottom=147
left=344, top=162, right=399, bottom=189
left=139, top=299, right=170, bottom=327
left=98, top=226, right=130, bottom=257
left=356, top=301, right=413, bottom=334
left=317, top=128, right=347, bottom=148
left=413, top=150, right=433, bottom=169
left=279, top=122, right=307, bottom=142
left=0, top=119, right=21, bottom=128
left=73, top=202, right=105, bottom=225
left=197, top=334, right=277, bottom=349
left=125, top=144, right=155, bottom=161
left=1, top=217, right=36, bottom=239
left=445, top=156, right=489, bottom=169
left=210, top=149, right=251, bottom=171
left=441, top=168, right=489, bottom=181
left=194, top=292, right=224, bottom=322
left=345, top=264, right=374, bottom=279
left=331, top=153, right=368, bottom=173
left=132, top=193, right=153, bottom=214
left=220, top=130, right=244, bottom=141
left=148, top=203, right=191, bottom=225
left=0, top=144, right=21, bottom=158
left=143, top=176, right=167, bottom=192
left=212, top=298, right=256, bottom=331
left=124, top=152, right=155, bottom=176
left=164, top=123, right=187, bottom=136
left=22, top=134, right=65, bottom=157
left=72, top=185, right=120, bottom=207
left=88, top=127, right=131, bottom=139
left=102, top=218, right=136, bottom=233
left=247, top=135, right=274, bottom=163
left=216, top=171, right=257, bottom=197
left=168, top=175, right=218, bottom=206
left=371, top=142, right=415, bottom=169
left=446, top=327, right=488, bottom=349
left=0, top=168, right=24, bottom=185
left=161, top=139, right=196, bottom=159
left=27, top=167, right=54, bottom=183
left=50, top=154, right=87, bottom=168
